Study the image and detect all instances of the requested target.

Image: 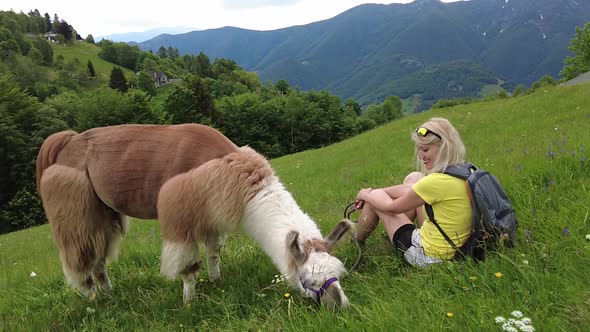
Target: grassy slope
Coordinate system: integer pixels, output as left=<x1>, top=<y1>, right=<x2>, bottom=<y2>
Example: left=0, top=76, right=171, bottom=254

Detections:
left=1, top=84, right=589, bottom=330
left=51, top=41, right=135, bottom=83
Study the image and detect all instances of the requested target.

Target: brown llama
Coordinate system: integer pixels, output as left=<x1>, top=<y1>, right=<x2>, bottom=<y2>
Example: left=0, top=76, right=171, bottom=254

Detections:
left=36, top=124, right=351, bottom=308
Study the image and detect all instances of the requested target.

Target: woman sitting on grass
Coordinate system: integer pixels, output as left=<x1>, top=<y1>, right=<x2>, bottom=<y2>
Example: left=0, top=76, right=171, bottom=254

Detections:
left=353, top=117, right=472, bottom=268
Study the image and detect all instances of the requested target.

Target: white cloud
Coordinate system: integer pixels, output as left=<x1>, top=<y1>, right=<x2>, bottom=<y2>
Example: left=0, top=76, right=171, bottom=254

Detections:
left=221, top=0, right=298, bottom=9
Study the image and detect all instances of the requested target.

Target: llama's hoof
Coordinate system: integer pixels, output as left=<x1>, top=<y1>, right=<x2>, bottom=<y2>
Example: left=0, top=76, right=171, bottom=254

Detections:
left=79, top=288, right=97, bottom=300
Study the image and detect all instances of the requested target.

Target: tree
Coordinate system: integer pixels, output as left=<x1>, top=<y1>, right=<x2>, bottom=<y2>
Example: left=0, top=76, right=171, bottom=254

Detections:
left=74, top=88, right=164, bottom=132
left=55, top=20, right=74, bottom=41
left=560, top=22, right=590, bottom=81
left=109, top=66, right=128, bottom=92
left=195, top=52, right=212, bottom=77
left=275, top=79, right=290, bottom=95
left=364, top=95, right=403, bottom=125
left=185, top=74, right=218, bottom=124
left=167, top=46, right=179, bottom=60
left=212, top=58, right=238, bottom=78
left=0, top=75, right=68, bottom=233
left=0, top=39, right=20, bottom=59
left=137, top=70, right=156, bottom=96
left=157, top=46, right=168, bottom=58
left=117, top=43, right=141, bottom=70
left=52, top=14, right=60, bottom=33
left=29, top=47, right=43, bottom=65
left=512, top=84, right=526, bottom=97
left=87, top=60, right=96, bottom=78
left=32, top=37, right=53, bottom=65
left=344, top=98, right=362, bottom=116
left=44, top=13, right=51, bottom=32
left=98, top=39, right=118, bottom=63
left=217, top=93, right=285, bottom=157
left=85, top=34, right=95, bottom=44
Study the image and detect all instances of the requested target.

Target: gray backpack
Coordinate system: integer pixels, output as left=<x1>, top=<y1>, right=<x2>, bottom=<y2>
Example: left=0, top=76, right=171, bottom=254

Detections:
left=424, top=163, right=518, bottom=261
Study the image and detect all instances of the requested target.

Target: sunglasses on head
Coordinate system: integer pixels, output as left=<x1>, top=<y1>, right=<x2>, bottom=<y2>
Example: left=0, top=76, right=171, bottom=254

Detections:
left=415, top=127, right=442, bottom=140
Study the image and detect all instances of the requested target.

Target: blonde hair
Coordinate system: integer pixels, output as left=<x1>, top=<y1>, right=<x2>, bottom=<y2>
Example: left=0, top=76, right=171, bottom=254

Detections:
left=411, top=117, right=465, bottom=174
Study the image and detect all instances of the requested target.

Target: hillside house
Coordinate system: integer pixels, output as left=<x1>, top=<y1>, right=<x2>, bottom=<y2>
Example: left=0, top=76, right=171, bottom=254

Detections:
left=151, top=71, right=169, bottom=87
left=44, top=33, right=58, bottom=43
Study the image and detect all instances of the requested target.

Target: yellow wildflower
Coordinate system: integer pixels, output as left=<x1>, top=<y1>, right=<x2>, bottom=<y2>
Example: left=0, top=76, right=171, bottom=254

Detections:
left=447, top=312, right=454, bottom=318
left=284, top=293, right=290, bottom=299
left=495, top=272, right=504, bottom=278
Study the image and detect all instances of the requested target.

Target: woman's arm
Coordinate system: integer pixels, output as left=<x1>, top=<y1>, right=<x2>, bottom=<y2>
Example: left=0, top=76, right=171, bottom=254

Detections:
left=357, top=187, right=425, bottom=215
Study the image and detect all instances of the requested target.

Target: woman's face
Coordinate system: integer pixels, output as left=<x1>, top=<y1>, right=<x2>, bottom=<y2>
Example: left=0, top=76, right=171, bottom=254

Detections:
left=417, top=143, right=440, bottom=170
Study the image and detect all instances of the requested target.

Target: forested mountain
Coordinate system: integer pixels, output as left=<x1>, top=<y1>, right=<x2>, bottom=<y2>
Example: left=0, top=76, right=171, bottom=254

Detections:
left=138, top=0, right=590, bottom=108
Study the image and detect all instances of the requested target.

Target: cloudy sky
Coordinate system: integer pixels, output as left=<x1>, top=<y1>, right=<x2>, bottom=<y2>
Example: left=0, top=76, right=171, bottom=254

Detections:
left=2, top=1, right=461, bottom=37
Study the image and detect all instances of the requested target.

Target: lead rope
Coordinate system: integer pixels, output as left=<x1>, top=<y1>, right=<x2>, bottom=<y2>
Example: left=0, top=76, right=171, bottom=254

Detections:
left=344, top=202, right=363, bottom=273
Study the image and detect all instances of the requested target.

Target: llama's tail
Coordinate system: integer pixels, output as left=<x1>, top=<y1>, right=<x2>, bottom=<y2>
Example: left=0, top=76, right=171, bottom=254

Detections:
left=36, top=130, right=78, bottom=192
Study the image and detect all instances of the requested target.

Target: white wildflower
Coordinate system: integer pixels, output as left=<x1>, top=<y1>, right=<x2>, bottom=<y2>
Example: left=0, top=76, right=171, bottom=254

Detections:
left=511, top=310, right=524, bottom=318
left=502, top=323, right=517, bottom=332
left=495, top=316, right=507, bottom=324
left=271, top=274, right=286, bottom=284
left=585, top=234, right=590, bottom=240
left=522, top=260, right=529, bottom=265
left=30, top=272, right=37, bottom=277
left=521, top=317, right=532, bottom=325
left=86, top=307, right=95, bottom=314
left=520, top=326, right=535, bottom=332
left=514, top=320, right=525, bottom=327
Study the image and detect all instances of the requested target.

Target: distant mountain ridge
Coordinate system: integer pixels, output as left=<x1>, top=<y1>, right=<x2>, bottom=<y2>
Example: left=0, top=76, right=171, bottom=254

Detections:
left=99, top=26, right=195, bottom=43
left=137, top=0, right=590, bottom=107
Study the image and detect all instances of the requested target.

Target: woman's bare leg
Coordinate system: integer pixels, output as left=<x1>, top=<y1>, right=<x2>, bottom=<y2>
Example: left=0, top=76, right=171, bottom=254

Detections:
left=354, top=203, right=379, bottom=244
left=354, top=172, right=424, bottom=244
left=378, top=210, right=413, bottom=241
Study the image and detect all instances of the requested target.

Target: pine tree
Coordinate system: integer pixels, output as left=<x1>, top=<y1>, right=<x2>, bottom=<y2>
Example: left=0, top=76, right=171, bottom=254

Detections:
left=109, top=66, right=128, bottom=92
left=44, top=13, right=51, bottom=32
left=87, top=60, right=96, bottom=78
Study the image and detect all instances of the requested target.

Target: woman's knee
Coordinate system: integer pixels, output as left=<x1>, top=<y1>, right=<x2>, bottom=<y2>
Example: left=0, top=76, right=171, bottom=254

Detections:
left=403, top=172, right=424, bottom=185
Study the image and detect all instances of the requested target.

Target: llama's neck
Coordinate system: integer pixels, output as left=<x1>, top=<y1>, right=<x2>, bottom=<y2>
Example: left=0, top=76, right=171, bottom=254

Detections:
left=241, top=177, right=322, bottom=278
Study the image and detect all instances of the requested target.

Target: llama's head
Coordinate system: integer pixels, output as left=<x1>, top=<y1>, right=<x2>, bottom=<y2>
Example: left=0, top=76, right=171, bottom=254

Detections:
left=286, top=219, right=353, bottom=309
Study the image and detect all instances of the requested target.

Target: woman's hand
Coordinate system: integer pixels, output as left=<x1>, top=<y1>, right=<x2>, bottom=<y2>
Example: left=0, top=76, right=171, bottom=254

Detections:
left=355, top=188, right=372, bottom=209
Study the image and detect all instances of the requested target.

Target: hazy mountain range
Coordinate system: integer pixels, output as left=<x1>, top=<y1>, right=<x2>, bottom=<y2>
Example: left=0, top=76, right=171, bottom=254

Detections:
left=98, top=26, right=195, bottom=43
left=134, top=0, right=590, bottom=108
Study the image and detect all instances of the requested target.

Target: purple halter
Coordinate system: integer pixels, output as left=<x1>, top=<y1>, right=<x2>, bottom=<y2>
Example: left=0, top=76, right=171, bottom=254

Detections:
left=304, top=277, right=339, bottom=303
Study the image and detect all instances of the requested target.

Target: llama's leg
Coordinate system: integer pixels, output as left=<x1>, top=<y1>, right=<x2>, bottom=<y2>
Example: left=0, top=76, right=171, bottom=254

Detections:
left=206, top=234, right=225, bottom=281
left=160, top=241, right=201, bottom=303
left=94, top=214, right=129, bottom=292
left=92, top=258, right=112, bottom=292
left=60, top=258, right=96, bottom=298
left=40, top=166, right=113, bottom=299
left=180, top=260, right=202, bottom=304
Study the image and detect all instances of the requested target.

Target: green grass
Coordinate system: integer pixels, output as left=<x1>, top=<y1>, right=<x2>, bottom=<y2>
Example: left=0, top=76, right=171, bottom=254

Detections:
left=1, top=84, right=590, bottom=330
left=51, top=41, right=135, bottom=83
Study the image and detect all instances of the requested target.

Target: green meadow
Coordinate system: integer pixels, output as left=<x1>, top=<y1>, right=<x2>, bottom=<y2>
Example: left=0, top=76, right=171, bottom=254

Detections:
left=51, top=42, right=135, bottom=82
left=1, top=83, right=589, bottom=331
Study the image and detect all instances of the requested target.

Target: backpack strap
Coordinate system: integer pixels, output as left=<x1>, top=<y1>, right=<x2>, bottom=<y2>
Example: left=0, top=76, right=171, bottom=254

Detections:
left=423, top=163, right=477, bottom=255
left=444, top=162, right=476, bottom=180
left=424, top=203, right=459, bottom=251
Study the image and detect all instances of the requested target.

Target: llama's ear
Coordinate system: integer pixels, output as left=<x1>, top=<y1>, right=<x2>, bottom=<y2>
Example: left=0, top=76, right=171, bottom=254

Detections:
left=286, top=230, right=305, bottom=265
left=325, top=219, right=354, bottom=250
